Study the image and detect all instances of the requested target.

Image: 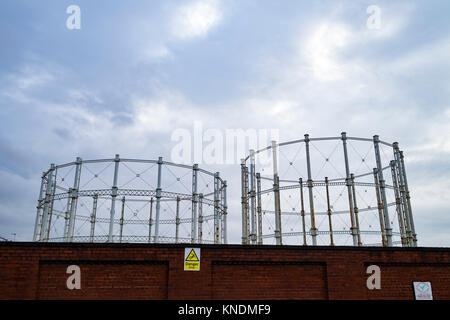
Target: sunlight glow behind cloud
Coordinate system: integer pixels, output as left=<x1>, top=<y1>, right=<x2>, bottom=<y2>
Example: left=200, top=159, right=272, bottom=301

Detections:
left=171, top=0, right=222, bottom=39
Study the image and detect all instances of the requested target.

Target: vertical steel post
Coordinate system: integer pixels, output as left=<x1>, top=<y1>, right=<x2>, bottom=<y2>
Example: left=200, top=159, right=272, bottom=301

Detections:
left=154, top=157, right=163, bottom=243
left=341, top=132, right=358, bottom=246
left=89, top=194, right=98, bottom=242
left=198, top=194, right=203, bottom=243
left=304, top=135, right=317, bottom=245
left=175, top=196, right=180, bottom=243
left=108, top=154, right=120, bottom=242
left=214, top=172, right=220, bottom=244
left=223, top=181, right=228, bottom=244
left=325, top=177, right=334, bottom=246
left=68, top=157, right=82, bottom=242
left=63, top=189, right=72, bottom=240
left=373, top=168, right=387, bottom=246
left=42, top=166, right=57, bottom=241
left=44, top=167, right=58, bottom=241
left=393, top=143, right=411, bottom=245
left=390, top=160, right=407, bottom=246
left=119, top=196, right=125, bottom=243
left=350, top=174, right=362, bottom=246
left=221, top=180, right=227, bottom=244
left=45, top=166, right=58, bottom=241
left=272, top=141, right=282, bottom=245
left=148, top=197, right=154, bottom=243
left=241, top=159, right=249, bottom=244
left=400, top=150, right=417, bottom=246
left=256, top=173, right=263, bottom=245
left=299, top=178, right=307, bottom=245
left=245, top=166, right=250, bottom=244
left=33, top=172, right=47, bottom=241
left=191, top=164, right=199, bottom=243
left=218, top=179, right=223, bottom=244
left=40, top=164, right=55, bottom=241
left=249, top=150, right=257, bottom=244
left=373, top=136, right=393, bottom=246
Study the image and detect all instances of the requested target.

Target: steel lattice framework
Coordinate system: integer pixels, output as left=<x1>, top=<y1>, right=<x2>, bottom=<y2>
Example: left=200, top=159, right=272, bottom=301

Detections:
left=34, top=156, right=227, bottom=244
left=241, top=133, right=417, bottom=247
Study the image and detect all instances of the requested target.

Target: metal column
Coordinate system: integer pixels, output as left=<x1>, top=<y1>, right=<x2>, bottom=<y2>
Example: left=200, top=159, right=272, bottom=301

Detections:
left=221, top=181, right=228, bottom=244
left=154, top=157, right=163, bottom=243
left=299, top=178, right=307, bottom=245
left=33, top=172, right=47, bottom=241
left=214, top=172, right=220, bottom=244
left=40, top=164, right=55, bottom=242
left=108, top=154, right=120, bottom=242
left=89, top=194, right=98, bottom=242
left=272, top=141, right=282, bottom=245
left=249, top=150, right=257, bottom=244
left=400, top=150, right=417, bottom=246
left=256, top=173, right=263, bottom=245
left=373, top=135, right=393, bottom=246
left=119, top=196, right=125, bottom=243
left=218, top=179, right=223, bottom=243
left=325, top=177, right=334, bottom=246
left=393, top=143, right=411, bottom=245
left=304, top=135, right=317, bottom=245
left=45, top=166, right=58, bottom=241
left=68, top=157, right=82, bottom=242
left=241, top=159, right=249, bottom=244
left=191, top=164, right=199, bottom=243
left=390, top=160, right=407, bottom=246
left=350, top=174, right=362, bottom=246
left=224, top=182, right=228, bottom=244
left=373, top=168, right=387, bottom=246
left=198, top=194, right=203, bottom=243
left=175, top=196, right=180, bottom=243
left=63, top=189, right=72, bottom=241
left=341, top=132, right=358, bottom=246
left=148, top=197, right=154, bottom=243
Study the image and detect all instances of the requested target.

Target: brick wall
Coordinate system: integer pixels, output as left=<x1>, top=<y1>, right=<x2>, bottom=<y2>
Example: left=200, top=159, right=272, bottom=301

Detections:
left=0, top=243, right=449, bottom=300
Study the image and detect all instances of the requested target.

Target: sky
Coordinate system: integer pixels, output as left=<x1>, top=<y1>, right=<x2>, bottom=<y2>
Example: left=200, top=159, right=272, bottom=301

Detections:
left=0, top=0, right=449, bottom=246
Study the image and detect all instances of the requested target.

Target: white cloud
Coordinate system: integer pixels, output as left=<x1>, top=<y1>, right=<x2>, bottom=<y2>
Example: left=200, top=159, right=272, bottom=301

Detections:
left=13, top=65, right=55, bottom=89
left=170, top=0, right=222, bottom=39
left=1, top=64, right=57, bottom=103
left=389, top=36, right=450, bottom=74
left=303, top=22, right=354, bottom=81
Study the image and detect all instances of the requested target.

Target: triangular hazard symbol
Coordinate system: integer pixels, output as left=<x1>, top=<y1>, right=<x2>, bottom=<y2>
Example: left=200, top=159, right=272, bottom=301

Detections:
left=186, top=249, right=199, bottom=261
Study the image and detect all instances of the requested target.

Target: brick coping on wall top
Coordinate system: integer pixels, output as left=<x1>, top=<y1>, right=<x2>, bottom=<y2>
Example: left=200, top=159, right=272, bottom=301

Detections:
left=1, top=241, right=449, bottom=252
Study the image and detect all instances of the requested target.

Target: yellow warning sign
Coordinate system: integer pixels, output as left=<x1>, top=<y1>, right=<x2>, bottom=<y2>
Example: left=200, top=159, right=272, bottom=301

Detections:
left=184, top=248, right=200, bottom=271
left=186, top=249, right=199, bottom=261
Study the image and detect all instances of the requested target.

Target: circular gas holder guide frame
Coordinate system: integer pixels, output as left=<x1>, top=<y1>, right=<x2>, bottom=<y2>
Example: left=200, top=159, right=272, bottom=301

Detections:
left=34, top=133, right=416, bottom=247
left=240, top=133, right=417, bottom=247
left=34, top=156, right=227, bottom=244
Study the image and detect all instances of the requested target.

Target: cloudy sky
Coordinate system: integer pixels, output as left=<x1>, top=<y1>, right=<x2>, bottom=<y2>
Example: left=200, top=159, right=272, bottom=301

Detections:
left=0, top=0, right=449, bottom=246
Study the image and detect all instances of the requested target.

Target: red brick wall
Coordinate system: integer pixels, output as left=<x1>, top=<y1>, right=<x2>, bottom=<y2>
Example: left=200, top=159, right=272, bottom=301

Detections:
left=37, top=261, right=168, bottom=300
left=0, top=243, right=449, bottom=300
left=212, top=262, right=327, bottom=299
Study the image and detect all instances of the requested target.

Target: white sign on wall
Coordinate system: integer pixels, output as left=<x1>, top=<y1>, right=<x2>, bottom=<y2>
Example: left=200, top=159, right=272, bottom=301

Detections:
left=413, top=282, right=433, bottom=300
